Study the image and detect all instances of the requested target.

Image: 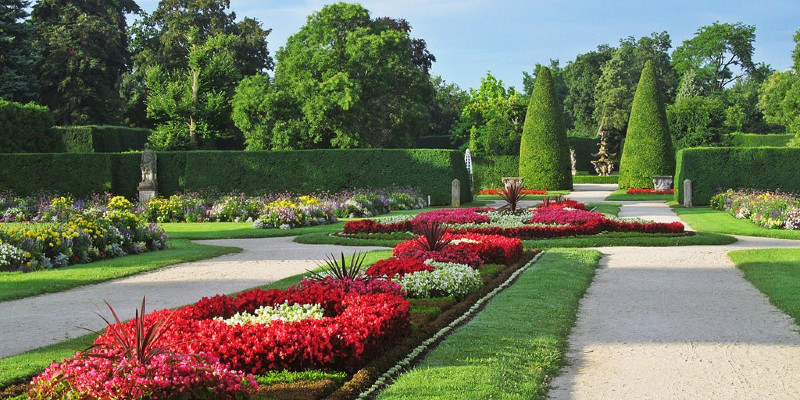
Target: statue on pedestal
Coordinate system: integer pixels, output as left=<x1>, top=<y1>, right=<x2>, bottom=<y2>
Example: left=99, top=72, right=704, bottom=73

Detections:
left=138, top=144, right=158, bottom=203
left=590, top=117, right=616, bottom=176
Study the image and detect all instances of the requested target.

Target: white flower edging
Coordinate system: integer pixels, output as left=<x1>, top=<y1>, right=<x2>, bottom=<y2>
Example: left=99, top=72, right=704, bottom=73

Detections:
left=356, top=251, right=545, bottom=399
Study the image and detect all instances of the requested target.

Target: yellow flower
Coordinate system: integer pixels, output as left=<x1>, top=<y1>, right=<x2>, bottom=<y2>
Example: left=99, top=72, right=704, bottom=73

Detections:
left=25, top=252, right=31, bottom=258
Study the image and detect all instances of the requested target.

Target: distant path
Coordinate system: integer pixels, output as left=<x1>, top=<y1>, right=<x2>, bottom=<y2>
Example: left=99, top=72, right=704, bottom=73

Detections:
left=548, top=184, right=800, bottom=399
left=0, top=237, right=385, bottom=358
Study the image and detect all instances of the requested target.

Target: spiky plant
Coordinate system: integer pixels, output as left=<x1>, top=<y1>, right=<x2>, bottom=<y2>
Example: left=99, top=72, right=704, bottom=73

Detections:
left=90, top=297, right=176, bottom=373
left=499, top=180, right=528, bottom=212
left=414, top=221, right=450, bottom=251
left=307, top=252, right=368, bottom=281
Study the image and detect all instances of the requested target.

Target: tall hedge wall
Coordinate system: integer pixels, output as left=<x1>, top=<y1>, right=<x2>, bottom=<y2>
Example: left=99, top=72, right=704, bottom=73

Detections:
left=54, top=125, right=151, bottom=153
left=472, top=155, right=519, bottom=190
left=730, top=133, right=793, bottom=147
left=0, top=99, right=60, bottom=153
left=0, top=149, right=471, bottom=205
left=674, top=147, right=800, bottom=205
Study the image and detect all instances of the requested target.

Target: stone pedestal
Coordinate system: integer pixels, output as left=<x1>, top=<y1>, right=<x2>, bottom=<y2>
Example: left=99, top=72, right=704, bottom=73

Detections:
left=653, top=176, right=674, bottom=191
left=138, top=181, right=158, bottom=204
left=683, top=179, right=693, bottom=207
left=451, top=179, right=460, bottom=208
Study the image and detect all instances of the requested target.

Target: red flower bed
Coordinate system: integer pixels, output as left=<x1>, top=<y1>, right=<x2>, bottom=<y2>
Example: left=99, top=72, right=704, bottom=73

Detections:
left=392, top=233, right=522, bottom=266
left=536, top=199, right=585, bottom=210
left=626, top=188, right=674, bottom=194
left=365, top=257, right=433, bottom=278
left=477, top=189, right=547, bottom=195
left=343, top=218, right=414, bottom=234
left=412, top=207, right=492, bottom=225
left=94, top=280, right=410, bottom=374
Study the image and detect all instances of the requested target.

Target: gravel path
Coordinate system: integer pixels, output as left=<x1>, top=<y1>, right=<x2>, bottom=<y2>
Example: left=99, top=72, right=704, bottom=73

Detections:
left=548, top=185, right=800, bottom=399
left=0, top=237, right=386, bottom=358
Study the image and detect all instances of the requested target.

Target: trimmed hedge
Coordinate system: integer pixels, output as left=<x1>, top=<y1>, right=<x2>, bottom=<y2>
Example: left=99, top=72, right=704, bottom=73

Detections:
left=618, top=60, right=675, bottom=189
left=519, top=67, right=573, bottom=190
left=0, top=99, right=59, bottom=153
left=54, top=125, right=151, bottom=153
left=730, top=133, right=793, bottom=147
left=472, top=155, right=519, bottom=190
left=0, top=149, right=471, bottom=205
left=674, top=147, right=800, bottom=205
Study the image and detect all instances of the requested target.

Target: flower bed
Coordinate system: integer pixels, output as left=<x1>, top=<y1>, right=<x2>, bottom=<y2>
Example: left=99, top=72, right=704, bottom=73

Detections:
left=344, top=200, right=685, bottom=240
left=626, top=188, right=674, bottom=194
left=477, top=189, right=547, bottom=195
left=92, top=279, right=409, bottom=374
left=393, top=232, right=523, bottom=266
left=710, top=189, right=800, bottom=230
left=0, top=196, right=167, bottom=272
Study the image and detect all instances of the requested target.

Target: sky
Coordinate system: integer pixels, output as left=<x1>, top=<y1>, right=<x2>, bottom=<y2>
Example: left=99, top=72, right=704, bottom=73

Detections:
left=134, top=0, right=800, bottom=91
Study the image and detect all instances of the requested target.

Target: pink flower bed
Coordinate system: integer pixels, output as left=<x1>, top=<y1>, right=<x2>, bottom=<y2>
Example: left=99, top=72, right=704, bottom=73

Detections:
left=412, top=207, right=492, bottom=225
left=393, top=233, right=523, bottom=266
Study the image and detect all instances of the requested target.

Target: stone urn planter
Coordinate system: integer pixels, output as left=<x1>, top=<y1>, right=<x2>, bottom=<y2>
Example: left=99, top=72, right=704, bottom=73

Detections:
left=653, top=175, right=673, bottom=191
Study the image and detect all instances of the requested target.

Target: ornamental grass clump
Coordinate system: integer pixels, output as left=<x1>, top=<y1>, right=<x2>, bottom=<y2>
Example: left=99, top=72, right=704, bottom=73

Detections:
left=307, top=252, right=368, bottom=282
left=498, top=180, right=527, bottom=212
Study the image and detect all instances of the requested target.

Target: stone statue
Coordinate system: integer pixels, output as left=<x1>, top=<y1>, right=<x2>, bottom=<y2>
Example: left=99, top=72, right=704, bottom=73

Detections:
left=570, top=149, right=577, bottom=176
left=590, top=117, right=616, bottom=176
left=138, top=144, right=158, bottom=203
left=140, top=144, right=157, bottom=184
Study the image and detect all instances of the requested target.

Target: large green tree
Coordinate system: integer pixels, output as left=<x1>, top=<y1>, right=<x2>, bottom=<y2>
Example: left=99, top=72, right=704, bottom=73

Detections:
left=242, top=2, right=434, bottom=149
left=519, top=66, right=572, bottom=190
left=0, top=0, right=38, bottom=102
left=450, top=72, right=526, bottom=156
left=123, top=0, right=272, bottom=127
left=672, top=21, right=756, bottom=93
left=32, top=0, right=139, bottom=125
left=618, top=60, right=675, bottom=189
left=562, top=46, right=614, bottom=136
left=146, top=33, right=243, bottom=149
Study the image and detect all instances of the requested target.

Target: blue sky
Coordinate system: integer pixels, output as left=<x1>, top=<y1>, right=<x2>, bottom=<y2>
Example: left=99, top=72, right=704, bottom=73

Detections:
left=135, top=0, right=800, bottom=91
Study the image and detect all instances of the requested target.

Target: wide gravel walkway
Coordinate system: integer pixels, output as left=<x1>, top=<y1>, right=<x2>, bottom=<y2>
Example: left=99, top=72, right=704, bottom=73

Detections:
left=548, top=184, right=800, bottom=399
left=0, top=237, right=386, bottom=358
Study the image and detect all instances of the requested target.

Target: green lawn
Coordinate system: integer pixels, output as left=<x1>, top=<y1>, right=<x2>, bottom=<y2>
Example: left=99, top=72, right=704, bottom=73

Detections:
left=376, top=249, right=602, bottom=400
left=604, top=189, right=674, bottom=202
left=729, top=248, right=800, bottom=326
left=523, top=232, right=735, bottom=249
left=572, top=174, right=618, bottom=184
left=0, top=239, right=240, bottom=302
left=673, top=206, right=800, bottom=240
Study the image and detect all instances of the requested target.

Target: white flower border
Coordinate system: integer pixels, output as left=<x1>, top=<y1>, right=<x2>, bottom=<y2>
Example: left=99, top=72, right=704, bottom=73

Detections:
left=356, top=251, right=545, bottom=399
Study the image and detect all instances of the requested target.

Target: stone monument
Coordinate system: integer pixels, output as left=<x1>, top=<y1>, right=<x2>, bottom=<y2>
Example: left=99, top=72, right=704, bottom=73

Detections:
left=451, top=179, right=460, bottom=208
left=590, top=117, right=616, bottom=176
left=138, top=144, right=158, bottom=203
left=653, top=175, right=674, bottom=191
left=570, top=149, right=577, bottom=176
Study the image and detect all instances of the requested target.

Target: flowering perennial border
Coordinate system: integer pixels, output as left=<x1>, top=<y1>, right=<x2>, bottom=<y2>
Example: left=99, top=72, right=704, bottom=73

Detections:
left=710, top=188, right=800, bottom=230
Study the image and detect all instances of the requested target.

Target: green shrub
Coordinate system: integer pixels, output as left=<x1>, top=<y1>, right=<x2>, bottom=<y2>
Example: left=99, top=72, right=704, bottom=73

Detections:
left=666, top=96, right=728, bottom=150
left=55, top=125, right=150, bottom=153
left=618, top=60, right=675, bottom=189
left=0, top=149, right=470, bottom=205
left=472, top=155, right=519, bottom=190
left=674, top=147, right=800, bottom=205
left=0, top=99, right=59, bottom=153
left=518, top=67, right=572, bottom=190
left=730, top=133, right=793, bottom=147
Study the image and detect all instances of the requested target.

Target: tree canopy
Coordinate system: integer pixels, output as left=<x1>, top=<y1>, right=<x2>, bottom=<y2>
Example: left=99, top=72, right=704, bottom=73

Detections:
left=0, top=0, right=38, bottom=102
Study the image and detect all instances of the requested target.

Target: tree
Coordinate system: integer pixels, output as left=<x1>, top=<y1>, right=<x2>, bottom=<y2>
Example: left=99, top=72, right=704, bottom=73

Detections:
left=618, top=60, right=675, bottom=189
left=32, top=0, right=139, bottom=125
left=249, top=2, right=434, bottom=149
left=758, top=70, right=800, bottom=135
left=562, top=46, right=614, bottom=136
left=523, top=60, right=570, bottom=128
left=122, top=0, right=272, bottom=127
left=667, top=95, right=727, bottom=150
left=0, top=0, right=38, bottom=102
left=450, top=72, right=526, bottom=156
left=519, top=66, right=572, bottom=190
left=428, top=76, right=468, bottom=139
left=146, top=33, right=243, bottom=149
left=676, top=69, right=703, bottom=100
left=672, top=21, right=756, bottom=93
left=231, top=74, right=272, bottom=150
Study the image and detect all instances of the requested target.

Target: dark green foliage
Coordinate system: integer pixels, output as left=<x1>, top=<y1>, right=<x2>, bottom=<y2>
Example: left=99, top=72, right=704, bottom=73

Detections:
left=618, top=60, right=675, bottom=189
left=417, top=135, right=457, bottom=149
left=0, top=149, right=469, bottom=205
left=730, top=133, right=793, bottom=147
left=472, top=155, right=519, bottom=190
left=666, top=95, right=729, bottom=150
left=0, top=0, right=38, bottom=102
left=0, top=99, right=58, bottom=153
left=518, top=67, right=573, bottom=190
left=674, top=147, right=800, bottom=205
left=55, top=125, right=150, bottom=153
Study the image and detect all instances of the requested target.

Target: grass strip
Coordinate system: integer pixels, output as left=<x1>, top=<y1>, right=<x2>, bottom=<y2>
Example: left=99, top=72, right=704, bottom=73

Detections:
left=0, top=239, right=240, bottom=302
left=0, top=249, right=393, bottom=389
left=572, top=174, right=618, bottom=184
left=523, top=232, right=735, bottom=249
left=729, top=248, right=800, bottom=325
left=604, top=189, right=673, bottom=201
left=586, top=202, right=620, bottom=216
left=673, top=206, right=800, bottom=240
left=375, top=249, right=602, bottom=400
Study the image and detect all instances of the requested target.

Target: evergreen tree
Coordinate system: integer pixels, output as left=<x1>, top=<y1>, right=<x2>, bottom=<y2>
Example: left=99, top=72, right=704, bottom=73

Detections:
left=518, top=66, right=572, bottom=190
left=618, top=60, right=675, bottom=189
left=0, top=0, right=38, bottom=102
left=32, top=0, right=139, bottom=125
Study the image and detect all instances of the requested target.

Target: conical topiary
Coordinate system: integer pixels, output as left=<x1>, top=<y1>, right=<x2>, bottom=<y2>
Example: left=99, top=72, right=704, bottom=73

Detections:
left=618, top=60, right=675, bottom=189
left=518, top=66, right=573, bottom=190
